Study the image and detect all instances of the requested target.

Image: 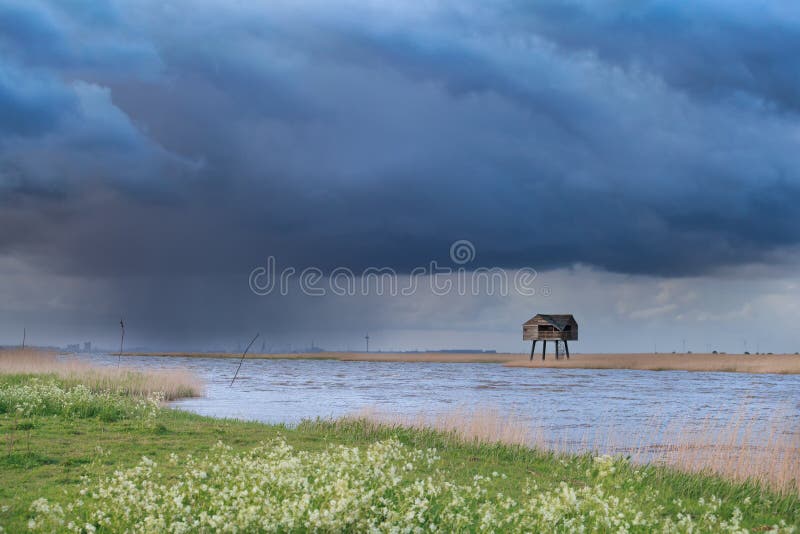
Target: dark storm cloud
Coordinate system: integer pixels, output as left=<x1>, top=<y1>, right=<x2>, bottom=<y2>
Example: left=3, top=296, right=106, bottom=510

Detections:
left=508, top=0, right=800, bottom=114
left=0, top=1, right=65, bottom=64
left=0, top=0, right=159, bottom=71
left=2, top=0, right=800, bottom=281
left=0, top=64, right=74, bottom=136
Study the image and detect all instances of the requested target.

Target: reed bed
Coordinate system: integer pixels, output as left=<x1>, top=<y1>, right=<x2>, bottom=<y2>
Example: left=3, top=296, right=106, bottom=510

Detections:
left=507, top=352, right=800, bottom=374
left=635, top=410, right=800, bottom=496
left=349, top=406, right=531, bottom=446
left=121, top=350, right=800, bottom=373
left=0, top=349, right=203, bottom=400
left=348, top=406, right=800, bottom=495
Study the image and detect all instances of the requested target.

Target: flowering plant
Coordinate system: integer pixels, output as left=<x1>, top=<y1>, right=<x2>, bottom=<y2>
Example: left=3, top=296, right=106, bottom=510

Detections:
left=27, top=439, right=784, bottom=533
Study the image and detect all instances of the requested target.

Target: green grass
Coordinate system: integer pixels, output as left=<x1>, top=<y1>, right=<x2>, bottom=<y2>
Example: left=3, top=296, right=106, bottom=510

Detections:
left=0, top=375, right=798, bottom=532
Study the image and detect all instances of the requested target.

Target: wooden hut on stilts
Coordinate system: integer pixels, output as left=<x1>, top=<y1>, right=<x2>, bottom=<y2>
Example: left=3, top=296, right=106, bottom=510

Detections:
left=522, top=314, right=578, bottom=360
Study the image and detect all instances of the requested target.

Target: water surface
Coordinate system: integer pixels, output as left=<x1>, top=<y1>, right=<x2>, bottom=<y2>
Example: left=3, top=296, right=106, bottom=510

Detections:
left=81, top=354, right=799, bottom=450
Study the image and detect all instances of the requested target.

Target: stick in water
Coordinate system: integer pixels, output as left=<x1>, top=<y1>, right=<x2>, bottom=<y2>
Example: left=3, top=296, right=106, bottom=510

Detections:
left=118, top=318, right=125, bottom=367
left=230, top=333, right=260, bottom=387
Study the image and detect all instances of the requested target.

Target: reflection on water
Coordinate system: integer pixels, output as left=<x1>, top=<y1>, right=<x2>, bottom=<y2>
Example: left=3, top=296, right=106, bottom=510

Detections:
left=77, top=354, right=799, bottom=449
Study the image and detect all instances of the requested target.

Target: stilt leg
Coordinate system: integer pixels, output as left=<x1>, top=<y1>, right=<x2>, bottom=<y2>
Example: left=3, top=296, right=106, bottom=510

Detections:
left=542, top=340, right=547, bottom=360
left=555, top=340, right=559, bottom=360
left=564, top=340, right=570, bottom=359
left=529, top=340, right=537, bottom=361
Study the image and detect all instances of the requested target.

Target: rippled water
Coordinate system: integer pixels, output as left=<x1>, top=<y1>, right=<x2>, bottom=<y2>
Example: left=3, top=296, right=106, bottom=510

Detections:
left=80, top=354, right=799, bottom=449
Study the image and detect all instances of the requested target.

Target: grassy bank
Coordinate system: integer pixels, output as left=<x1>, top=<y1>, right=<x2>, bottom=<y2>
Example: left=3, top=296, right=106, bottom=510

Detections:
left=118, top=350, right=800, bottom=374
left=355, top=406, right=800, bottom=495
left=1, top=375, right=798, bottom=532
left=1, top=349, right=203, bottom=400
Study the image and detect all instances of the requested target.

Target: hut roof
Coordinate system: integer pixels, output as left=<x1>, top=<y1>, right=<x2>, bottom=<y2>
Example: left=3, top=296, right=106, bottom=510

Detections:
left=523, top=314, right=576, bottom=331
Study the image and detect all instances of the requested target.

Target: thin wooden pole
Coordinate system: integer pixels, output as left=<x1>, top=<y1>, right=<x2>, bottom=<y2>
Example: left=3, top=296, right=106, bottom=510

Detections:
left=118, top=318, right=125, bottom=367
left=555, top=340, right=559, bottom=360
left=542, top=340, right=546, bottom=360
left=564, top=339, right=570, bottom=359
left=230, top=333, right=260, bottom=387
left=529, top=340, right=537, bottom=361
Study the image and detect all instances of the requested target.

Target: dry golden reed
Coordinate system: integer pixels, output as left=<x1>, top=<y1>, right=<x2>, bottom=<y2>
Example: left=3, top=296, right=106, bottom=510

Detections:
left=0, top=348, right=203, bottom=400
left=507, top=352, right=800, bottom=374
left=349, top=406, right=531, bottom=446
left=350, top=406, right=800, bottom=495
left=121, top=351, right=800, bottom=374
left=633, top=408, right=800, bottom=495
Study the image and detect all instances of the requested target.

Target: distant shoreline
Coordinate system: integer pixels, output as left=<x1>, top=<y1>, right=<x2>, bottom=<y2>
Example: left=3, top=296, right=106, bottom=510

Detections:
left=112, top=351, right=800, bottom=374
left=117, top=351, right=518, bottom=364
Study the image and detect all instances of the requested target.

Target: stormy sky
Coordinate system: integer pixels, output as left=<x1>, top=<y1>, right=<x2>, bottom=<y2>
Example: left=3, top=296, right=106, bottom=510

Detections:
left=2, top=0, right=800, bottom=353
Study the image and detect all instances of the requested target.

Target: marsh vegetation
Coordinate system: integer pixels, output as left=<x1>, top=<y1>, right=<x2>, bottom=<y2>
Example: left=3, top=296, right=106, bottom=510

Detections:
left=1, top=351, right=797, bottom=532
left=0, top=349, right=203, bottom=400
